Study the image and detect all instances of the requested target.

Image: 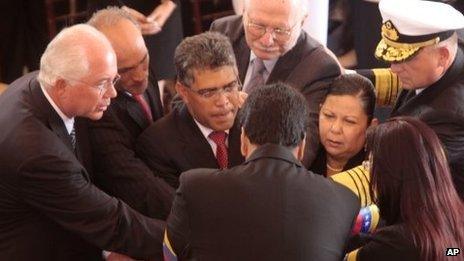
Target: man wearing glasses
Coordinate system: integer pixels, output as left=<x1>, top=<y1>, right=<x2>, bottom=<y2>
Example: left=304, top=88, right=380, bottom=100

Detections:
left=137, top=32, right=245, bottom=189
left=0, top=24, right=166, bottom=260
left=87, top=7, right=174, bottom=223
left=211, top=0, right=341, bottom=167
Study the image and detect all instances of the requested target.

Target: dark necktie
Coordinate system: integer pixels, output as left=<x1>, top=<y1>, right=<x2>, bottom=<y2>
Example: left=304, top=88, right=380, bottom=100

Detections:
left=244, top=58, right=266, bottom=93
left=209, top=131, right=228, bottom=169
left=133, top=94, right=153, bottom=123
left=70, top=125, right=76, bottom=151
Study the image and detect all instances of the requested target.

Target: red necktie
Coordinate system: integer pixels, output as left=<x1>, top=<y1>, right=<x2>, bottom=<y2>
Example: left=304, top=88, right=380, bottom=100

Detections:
left=209, top=131, right=228, bottom=169
left=133, top=94, right=153, bottom=122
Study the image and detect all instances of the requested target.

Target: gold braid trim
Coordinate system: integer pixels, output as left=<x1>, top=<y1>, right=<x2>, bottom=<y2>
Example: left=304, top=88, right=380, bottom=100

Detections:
left=372, top=68, right=401, bottom=106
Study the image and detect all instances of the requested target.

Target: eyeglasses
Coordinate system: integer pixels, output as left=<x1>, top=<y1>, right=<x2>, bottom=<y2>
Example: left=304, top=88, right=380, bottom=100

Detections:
left=183, top=78, right=242, bottom=99
left=64, top=74, right=121, bottom=95
left=245, top=13, right=296, bottom=42
left=118, top=53, right=148, bottom=74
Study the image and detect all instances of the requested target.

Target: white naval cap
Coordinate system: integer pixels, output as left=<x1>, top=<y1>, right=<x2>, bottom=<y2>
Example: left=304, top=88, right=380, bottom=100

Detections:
left=375, top=0, right=464, bottom=62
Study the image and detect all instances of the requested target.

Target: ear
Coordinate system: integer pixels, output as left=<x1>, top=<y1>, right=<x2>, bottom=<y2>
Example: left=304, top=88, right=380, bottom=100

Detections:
left=56, top=78, right=67, bottom=92
left=296, top=134, right=306, bottom=161
left=240, top=127, right=249, bottom=157
left=175, top=82, right=189, bottom=104
left=437, top=46, right=450, bottom=68
left=49, top=78, right=69, bottom=100
left=369, top=117, right=379, bottom=128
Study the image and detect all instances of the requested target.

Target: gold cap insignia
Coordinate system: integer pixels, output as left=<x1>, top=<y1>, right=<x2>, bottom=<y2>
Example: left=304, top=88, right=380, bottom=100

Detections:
left=381, top=21, right=399, bottom=41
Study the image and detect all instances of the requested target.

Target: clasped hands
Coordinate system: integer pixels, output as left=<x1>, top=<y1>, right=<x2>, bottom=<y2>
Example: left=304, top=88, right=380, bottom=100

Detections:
left=122, top=0, right=177, bottom=35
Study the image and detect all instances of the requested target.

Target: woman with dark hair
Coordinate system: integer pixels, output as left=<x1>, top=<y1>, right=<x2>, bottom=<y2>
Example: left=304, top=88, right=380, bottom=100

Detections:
left=346, top=116, right=464, bottom=261
left=311, top=73, right=378, bottom=177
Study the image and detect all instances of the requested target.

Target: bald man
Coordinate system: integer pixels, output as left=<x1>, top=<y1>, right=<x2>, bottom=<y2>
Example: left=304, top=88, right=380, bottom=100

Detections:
left=87, top=7, right=174, bottom=221
left=211, top=0, right=341, bottom=167
left=0, top=24, right=165, bottom=260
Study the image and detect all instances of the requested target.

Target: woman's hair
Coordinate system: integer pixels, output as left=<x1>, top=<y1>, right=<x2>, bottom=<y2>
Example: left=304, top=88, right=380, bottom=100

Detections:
left=323, top=74, right=376, bottom=123
left=366, top=116, right=464, bottom=261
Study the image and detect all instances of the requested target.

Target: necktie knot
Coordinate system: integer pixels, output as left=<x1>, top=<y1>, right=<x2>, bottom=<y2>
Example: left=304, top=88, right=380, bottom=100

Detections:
left=209, top=131, right=227, bottom=145
left=208, top=131, right=228, bottom=169
left=133, top=94, right=153, bottom=123
left=244, top=58, right=267, bottom=93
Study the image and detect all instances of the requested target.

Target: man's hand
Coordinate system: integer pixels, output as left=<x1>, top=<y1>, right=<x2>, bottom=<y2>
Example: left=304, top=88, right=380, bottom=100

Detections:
left=147, top=1, right=177, bottom=30
left=230, top=91, right=248, bottom=109
left=122, top=6, right=161, bottom=35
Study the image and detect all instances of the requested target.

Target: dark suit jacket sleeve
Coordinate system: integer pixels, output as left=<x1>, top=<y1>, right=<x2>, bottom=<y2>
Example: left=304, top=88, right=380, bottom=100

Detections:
left=165, top=172, right=192, bottom=258
left=345, top=226, right=419, bottom=261
left=419, top=107, right=464, bottom=196
left=18, top=152, right=165, bottom=260
left=298, top=48, right=341, bottom=168
left=136, top=124, right=181, bottom=188
left=210, top=16, right=234, bottom=33
left=89, top=110, right=174, bottom=219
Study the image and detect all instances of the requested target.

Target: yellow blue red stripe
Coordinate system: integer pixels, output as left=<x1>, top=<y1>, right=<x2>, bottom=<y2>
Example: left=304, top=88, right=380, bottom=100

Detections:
left=163, top=230, right=177, bottom=261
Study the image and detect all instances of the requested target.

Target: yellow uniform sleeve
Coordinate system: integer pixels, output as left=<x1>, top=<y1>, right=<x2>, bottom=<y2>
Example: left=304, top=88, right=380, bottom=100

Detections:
left=371, top=68, right=401, bottom=106
left=330, top=165, right=372, bottom=207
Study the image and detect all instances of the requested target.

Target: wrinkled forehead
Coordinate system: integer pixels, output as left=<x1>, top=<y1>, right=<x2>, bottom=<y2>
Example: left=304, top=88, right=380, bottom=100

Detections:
left=191, top=66, right=238, bottom=87
left=82, top=45, right=117, bottom=81
left=114, top=37, right=147, bottom=69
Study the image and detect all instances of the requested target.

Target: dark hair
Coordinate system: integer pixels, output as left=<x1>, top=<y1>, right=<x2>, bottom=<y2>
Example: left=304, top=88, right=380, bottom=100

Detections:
left=366, top=116, right=464, bottom=261
left=174, top=31, right=237, bottom=86
left=240, top=82, right=309, bottom=147
left=323, top=74, right=376, bottom=123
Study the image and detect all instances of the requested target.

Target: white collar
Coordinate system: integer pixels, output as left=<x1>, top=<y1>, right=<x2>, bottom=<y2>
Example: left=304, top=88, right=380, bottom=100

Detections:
left=39, top=83, right=75, bottom=134
left=249, top=52, right=278, bottom=73
left=193, top=119, right=229, bottom=139
left=415, top=87, right=426, bottom=95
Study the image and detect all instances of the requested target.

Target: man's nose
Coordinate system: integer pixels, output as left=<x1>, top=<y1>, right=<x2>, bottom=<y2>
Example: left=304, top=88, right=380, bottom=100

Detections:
left=259, top=29, right=275, bottom=47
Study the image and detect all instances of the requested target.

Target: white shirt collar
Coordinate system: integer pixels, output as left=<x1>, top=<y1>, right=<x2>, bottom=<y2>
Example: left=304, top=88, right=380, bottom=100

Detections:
left=249, top=52, right=278, bottom=74
left=193, top=119, right=229, bottom=139
left=39, top=83, right=75, bottom=134
left=415, top=88, right=426, bottom=95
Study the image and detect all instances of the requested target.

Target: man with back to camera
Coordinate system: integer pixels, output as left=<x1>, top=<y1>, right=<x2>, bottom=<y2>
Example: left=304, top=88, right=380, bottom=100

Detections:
left=210, top=0, right=342, bottom=167
left=136, top=32, right=245, bottom=189
left=0, top=24, right=165, bottom=260
left=163, top=83, right=360, bottom=261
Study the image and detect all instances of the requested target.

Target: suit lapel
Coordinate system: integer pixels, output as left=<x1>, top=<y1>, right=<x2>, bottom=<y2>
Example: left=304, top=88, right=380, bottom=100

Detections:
left=30, top=81, right=74, bottom=152
left=235, top=34, right=251, bottom=83
left=177, top=105, right=220, bottom=169
left=30, top=79, right=91, bottom=181
left=147, top=70, right=164, bottom=121
left=74, top=118, right=94, bottom=177
left=267, top=33, right=306, bottom=84
left=120, top=92, right=149, bottom=129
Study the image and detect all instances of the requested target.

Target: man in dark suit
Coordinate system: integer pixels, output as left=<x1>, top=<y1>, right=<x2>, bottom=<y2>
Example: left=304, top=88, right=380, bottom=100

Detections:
left=0, top=24, right=165, bottom=260
left=136, top=32, right=245, bottom=188
left=87, top=7, right=173, bottom=220
left=164, top=83, right=360, bottom=261
left=373, top=0, right=464, bottom=199
left=210, top=0, right=341, bottom=167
